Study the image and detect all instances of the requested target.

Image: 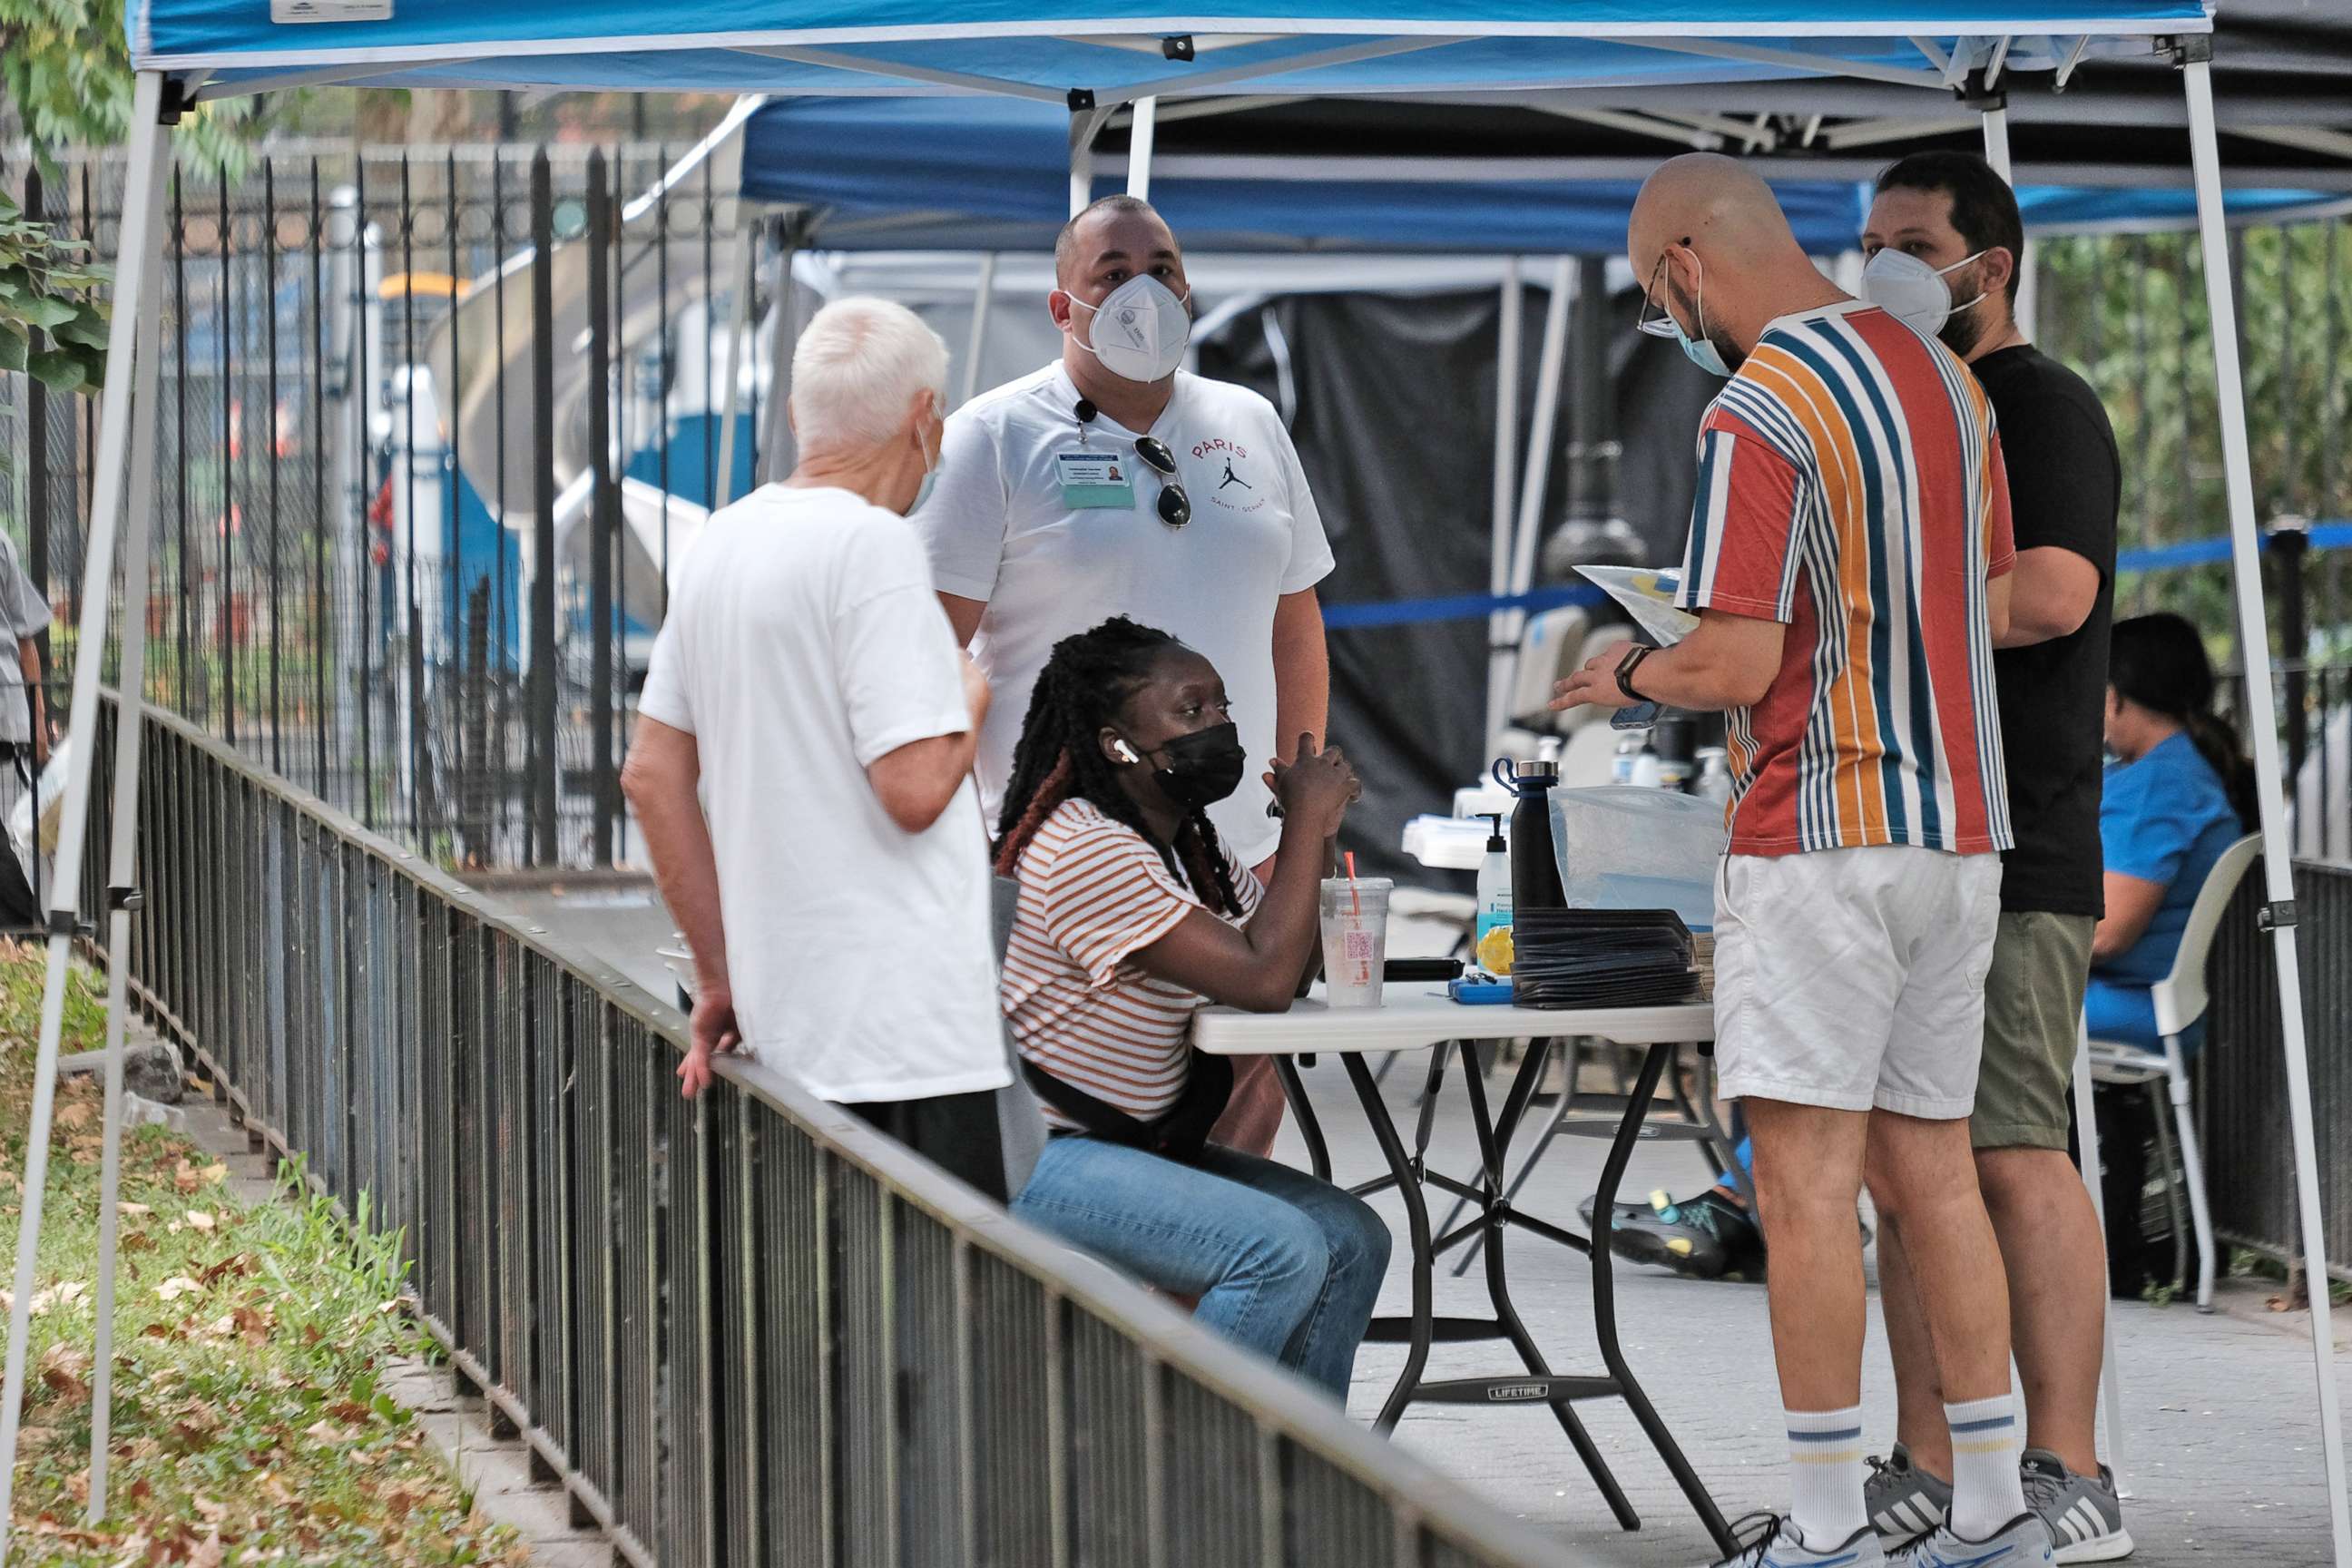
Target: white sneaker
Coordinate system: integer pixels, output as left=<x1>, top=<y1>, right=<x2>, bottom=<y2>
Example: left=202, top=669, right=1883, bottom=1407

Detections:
left=1709, top=1514, right=1888, bottom=1567
left=1890, top=1512, right=2055, bottom=1568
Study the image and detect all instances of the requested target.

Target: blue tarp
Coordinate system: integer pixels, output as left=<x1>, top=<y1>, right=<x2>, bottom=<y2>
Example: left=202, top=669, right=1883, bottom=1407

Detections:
left=740, top=95, right=2331, bottom=254
left=135, top=1, right=2205, bottom=98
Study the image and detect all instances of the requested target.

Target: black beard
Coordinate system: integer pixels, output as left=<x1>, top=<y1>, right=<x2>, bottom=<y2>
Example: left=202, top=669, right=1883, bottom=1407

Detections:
left=1937, top=274, right=1991, bottom=357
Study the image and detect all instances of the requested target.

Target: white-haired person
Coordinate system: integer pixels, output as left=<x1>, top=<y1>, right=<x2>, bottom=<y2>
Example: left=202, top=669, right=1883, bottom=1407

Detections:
left=624, top=297, right=1014, bottom=1198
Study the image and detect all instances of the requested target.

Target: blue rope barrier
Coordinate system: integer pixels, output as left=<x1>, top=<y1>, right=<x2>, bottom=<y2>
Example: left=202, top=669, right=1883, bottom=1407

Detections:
left=1320, top=583, right=1605, bottom=631
left=1320, top=521, right=2350, bottom=632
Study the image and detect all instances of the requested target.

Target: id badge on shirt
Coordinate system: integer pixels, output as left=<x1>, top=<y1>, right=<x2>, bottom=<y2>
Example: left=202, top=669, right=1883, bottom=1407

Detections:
left=1055, top=449, right=1137, bottom=509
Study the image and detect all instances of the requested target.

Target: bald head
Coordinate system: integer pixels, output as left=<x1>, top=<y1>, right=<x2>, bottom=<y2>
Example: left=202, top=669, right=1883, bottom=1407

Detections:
left=1628, top=153, right=1795, bottom=282
left=1629, top=153, right=1848, bottom=370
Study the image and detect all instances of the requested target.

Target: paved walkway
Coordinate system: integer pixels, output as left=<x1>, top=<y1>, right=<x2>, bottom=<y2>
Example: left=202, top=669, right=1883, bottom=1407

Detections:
left=509, top=878, right=2351, bottom=1568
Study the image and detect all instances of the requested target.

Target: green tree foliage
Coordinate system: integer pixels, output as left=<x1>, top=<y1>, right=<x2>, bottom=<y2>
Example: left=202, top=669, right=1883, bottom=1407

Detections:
left=0, top=183, right=107, bottom=396
left=2038, top=223, right=2352, bottom=656
left=3, top=0, right=279, bottom=172
left=3, top=0, right=289, bottom=417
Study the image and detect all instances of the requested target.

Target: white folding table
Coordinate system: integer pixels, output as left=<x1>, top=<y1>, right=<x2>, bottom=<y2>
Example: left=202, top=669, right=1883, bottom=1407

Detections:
left=1193, top=984, right=1735, bottom=1555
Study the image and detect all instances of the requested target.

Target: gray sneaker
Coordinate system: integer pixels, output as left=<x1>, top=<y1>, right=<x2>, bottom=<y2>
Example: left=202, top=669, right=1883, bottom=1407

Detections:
left=1890, top=1512, right=2054, bottom=1568
left=1866, top=1444, right=1953, bottom=1546
left=1708, top=1514, right=1888, bottom=1567
left=2021, top=1449, right=2132, bottom=1563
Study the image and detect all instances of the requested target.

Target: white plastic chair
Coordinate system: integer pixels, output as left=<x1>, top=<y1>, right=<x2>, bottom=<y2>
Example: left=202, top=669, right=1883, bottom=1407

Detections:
left=2077, top=832, right=2261, bottom=1314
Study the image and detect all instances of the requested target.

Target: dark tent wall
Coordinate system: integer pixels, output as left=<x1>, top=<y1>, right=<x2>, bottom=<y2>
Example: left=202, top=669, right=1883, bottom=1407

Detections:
left=1198, top=285, right=1720, bottom=883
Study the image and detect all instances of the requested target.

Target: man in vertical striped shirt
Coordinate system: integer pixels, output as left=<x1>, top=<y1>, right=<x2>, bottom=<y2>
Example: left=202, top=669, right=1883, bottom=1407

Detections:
left=1554, top=155, right=2047, bottom=1568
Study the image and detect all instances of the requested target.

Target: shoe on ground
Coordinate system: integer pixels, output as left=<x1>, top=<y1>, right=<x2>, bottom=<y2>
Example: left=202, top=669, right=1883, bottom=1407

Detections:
left=1578, top=1190, right=1658, bottom=1230
left=2022, top=1449, right=2132, bottom=1563
left=1867, top=1443, right=1955, bottom=1547
left=1889, top=1512, right=2054, bottom=1567
left=1593, top=1187, right=1760, bottom=1279
left=1708, top=1514, right=1886, bottom=1567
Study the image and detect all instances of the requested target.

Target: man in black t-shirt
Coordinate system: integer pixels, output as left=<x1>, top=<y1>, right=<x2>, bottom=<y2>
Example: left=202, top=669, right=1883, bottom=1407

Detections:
left=1856, top=152, right=2130, bottom=1563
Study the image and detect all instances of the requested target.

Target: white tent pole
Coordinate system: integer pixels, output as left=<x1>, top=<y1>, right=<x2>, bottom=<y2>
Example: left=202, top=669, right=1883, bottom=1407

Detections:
left=1483, top=259, right=1524, bottom=754
left=1069, top=106, right=1110, bottom=219
left=961, top=252, right=999, bottom=408
left=1980, top=100, right=2013, bottom=178
left=1127, top=97, right=1158, bottom=199
left=2070, top=1018, right=2131, bottom=1497
left=2015, top=237, right=2040, bottom=341
left=2184, top=54, right=2351, bottom=1568
left=1509, top=259, right=1574, bottom=605
left=86, top=151, right=168, bottom=1530
left=758, top=230, right=799, bottom=485
left=712, top=220, right=757, bottom=510
left=0, top=68, right=168, bottom=1566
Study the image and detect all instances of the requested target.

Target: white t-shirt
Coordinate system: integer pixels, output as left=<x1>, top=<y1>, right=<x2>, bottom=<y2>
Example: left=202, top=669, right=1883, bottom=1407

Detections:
left=637, top=485, right=1010, bottom=1105
left=910, top=363, right=1335, bottom=867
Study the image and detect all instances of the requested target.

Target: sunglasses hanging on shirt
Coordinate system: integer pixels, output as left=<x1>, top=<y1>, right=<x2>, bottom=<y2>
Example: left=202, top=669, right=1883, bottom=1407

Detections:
left=1075, top=399, right=1191, bottom=528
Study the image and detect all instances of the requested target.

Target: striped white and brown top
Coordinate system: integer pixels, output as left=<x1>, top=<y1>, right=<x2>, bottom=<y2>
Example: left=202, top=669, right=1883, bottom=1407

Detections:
left=1002, top=798, right=1262, bottom=1126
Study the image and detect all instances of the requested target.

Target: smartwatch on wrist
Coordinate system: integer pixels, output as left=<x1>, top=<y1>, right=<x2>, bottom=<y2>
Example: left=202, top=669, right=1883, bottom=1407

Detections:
left=1614, top=643, right=1653, bottom=703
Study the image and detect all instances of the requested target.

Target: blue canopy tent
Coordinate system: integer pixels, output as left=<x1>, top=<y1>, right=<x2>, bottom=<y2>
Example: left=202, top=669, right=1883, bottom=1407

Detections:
left=11, top=5, right=2338, bottom=1565
left=737, top=93, right=2342, bottom=254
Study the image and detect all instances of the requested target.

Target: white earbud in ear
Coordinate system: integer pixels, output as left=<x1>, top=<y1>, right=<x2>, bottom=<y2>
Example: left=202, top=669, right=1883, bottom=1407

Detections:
left=1113, top=740, right=1140, bottom=764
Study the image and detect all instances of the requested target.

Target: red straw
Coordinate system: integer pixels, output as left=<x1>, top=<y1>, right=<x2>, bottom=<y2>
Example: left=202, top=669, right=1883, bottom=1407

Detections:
left=1345, top=850, right=1360, bottom=916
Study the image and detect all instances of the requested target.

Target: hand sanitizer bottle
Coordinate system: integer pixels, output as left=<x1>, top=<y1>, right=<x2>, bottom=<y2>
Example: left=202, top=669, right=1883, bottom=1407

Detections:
left=1475, top=813, right=1512, bottom=944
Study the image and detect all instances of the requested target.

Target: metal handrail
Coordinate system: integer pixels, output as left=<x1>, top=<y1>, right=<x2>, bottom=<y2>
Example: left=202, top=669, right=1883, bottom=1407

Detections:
left=89, top=691, right=1581, bottom=1568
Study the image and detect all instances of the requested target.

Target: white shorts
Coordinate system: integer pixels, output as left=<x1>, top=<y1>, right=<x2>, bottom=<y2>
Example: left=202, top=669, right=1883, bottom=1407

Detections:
left=1711, top=846, right=2004, bottom=1119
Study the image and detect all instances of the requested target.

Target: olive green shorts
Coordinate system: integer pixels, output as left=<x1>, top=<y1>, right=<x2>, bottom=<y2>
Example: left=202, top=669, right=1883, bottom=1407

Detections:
left=1971, top=910, right=2097, bottom=1152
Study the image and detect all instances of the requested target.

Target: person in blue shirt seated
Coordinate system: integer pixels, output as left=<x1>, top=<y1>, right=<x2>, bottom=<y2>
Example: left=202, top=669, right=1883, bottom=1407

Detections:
left=2085, top=612, right=2258, bottom=1053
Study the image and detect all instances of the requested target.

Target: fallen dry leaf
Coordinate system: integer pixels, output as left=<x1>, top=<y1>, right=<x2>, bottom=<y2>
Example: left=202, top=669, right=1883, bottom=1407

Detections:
left=303, top=1419, right=351, bottom=1446
left=328, top=1399, right=372, bottom=1426
left=37, top=1344, right=91, bottom=1405
left=117, top=1201, right=151, bottom=1218
left=231, top=1306, right=271, bottom=1347
left=190, top=1494, right=227, bottom=1524
left=199, top=1254, right=251, bottom=1287
left=54, top=1102, right=93, bottom=1130
left=156, top=1277, right=204, bottom=1302
left=187, top=1529, right=223, bottom=1568
left=28, top=1281, right=87, bottom=1317
left=185, top=1210, right=216, bottom=1233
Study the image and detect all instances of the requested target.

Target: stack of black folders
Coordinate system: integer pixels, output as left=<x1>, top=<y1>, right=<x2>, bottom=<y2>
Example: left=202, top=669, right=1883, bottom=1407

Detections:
left=1507, top=908, right=1700, bottom=1009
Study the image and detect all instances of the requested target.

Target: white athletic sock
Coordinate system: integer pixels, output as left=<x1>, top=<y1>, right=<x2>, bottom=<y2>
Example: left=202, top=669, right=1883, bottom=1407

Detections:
left=1785, top=1405, right=1867, bottom=1551
left=1945, top=1392, right=2029, bottom=1539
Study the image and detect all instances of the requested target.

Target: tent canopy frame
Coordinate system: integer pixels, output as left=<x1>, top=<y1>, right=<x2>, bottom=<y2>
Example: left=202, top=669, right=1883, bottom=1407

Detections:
left=11, top=6, right=2343, bottom=1566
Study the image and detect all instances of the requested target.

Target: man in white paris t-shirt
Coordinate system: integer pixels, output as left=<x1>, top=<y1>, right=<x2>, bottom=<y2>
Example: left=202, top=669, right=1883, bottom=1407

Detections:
left=909, top=195, right=1336, bottom=1158
left=624, top=299, right=1014, bottom=1200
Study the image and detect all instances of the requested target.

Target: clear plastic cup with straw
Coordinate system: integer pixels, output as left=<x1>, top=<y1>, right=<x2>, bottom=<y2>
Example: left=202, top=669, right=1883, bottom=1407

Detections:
left=1320, top=853, right=1391, bottom=1009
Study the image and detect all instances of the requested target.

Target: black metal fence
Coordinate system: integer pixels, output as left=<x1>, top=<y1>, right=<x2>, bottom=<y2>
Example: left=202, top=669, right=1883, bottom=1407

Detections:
left=2202, top=857, right=2352, bottom=1285
left=2219, top=660, right=2352, bottom=866
left=85, top=691, right=1574, bottom=1568
left=10, top=142, right=776, bottom=871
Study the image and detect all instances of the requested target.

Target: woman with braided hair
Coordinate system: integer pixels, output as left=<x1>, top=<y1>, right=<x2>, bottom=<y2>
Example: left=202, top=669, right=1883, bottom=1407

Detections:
left=996, top=617, right=1389, bottom=1400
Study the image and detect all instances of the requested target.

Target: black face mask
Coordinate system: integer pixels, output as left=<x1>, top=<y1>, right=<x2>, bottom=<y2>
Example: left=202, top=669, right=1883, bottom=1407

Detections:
left=1130, top=721, right=1248, bottom=812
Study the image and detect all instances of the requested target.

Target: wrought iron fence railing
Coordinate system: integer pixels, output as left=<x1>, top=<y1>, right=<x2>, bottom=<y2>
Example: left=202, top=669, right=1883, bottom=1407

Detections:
left=83, top=692, right=1576, bottom=1568
left=2203, top=857, right=2352, bottom=1286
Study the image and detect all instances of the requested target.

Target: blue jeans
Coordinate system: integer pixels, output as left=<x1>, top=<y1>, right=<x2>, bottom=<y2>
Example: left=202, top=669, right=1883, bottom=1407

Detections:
left=1013, top=1136, right=1392, bottom=1399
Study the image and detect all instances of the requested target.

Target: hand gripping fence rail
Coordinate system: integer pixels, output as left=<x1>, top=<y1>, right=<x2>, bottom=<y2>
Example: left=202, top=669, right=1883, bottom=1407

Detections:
left=80, top=692, right=1583, bottom=1568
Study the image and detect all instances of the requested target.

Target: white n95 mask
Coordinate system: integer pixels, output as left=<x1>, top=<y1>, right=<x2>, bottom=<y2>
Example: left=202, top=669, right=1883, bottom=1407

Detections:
left=1860, top=246, right=1986, bottom=338
left=1066, top=274, right=1191, bottom=383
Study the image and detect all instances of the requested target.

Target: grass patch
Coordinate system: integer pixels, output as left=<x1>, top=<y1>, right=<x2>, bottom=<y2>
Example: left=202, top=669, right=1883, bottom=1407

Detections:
left=0, top=945, right=525, bottom=1565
